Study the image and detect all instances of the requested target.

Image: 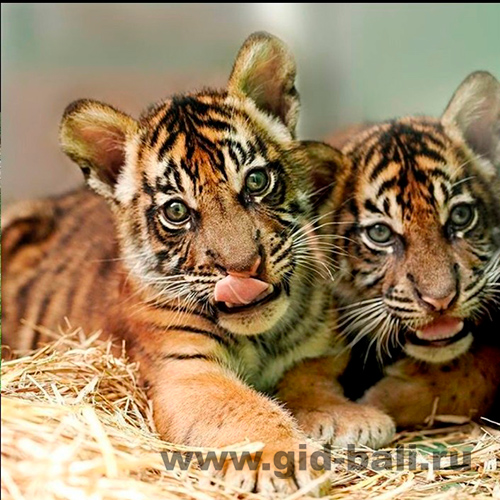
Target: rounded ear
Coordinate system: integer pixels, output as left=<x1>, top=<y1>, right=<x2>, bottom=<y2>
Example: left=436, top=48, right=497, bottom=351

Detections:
left=295, top=141, right=347, bottom=209
left=442, top=71, right=500, bottom=169
left=59, top=99, right=139, bottom=199
left=228, top=31, right=299, bottom=136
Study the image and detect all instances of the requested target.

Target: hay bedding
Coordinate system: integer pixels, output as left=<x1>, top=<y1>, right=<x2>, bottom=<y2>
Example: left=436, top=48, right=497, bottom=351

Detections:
left=1, top=327, right=499, bottom=500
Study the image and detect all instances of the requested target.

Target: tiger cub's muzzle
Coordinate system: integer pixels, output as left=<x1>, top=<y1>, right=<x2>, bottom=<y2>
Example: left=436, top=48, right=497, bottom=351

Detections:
left=212, top=254, right=282, bottom=314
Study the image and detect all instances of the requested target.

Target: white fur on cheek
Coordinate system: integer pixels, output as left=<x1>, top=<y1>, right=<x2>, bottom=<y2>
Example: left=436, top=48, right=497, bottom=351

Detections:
left=115, top=168, right=138, bottom=205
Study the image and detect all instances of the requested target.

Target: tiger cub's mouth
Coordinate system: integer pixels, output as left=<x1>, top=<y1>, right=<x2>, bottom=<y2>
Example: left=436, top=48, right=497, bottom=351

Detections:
left=216, top=284, right=281, bottom=314
left=406, top=316, right=470, bottom=348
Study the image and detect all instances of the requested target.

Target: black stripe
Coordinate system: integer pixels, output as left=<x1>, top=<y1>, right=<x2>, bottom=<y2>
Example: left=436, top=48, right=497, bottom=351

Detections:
left=199, top=118, right=234, bottom=133
left=387, top=305, right=418, bottom=314
left=376, top=177, right=398, bottom=198
left=360, top=140, right=379, bottom=167
left=246, top=141, right=257, bottom=164
left=465, top=285, right=486, bottom=303
left=465, top=278, right=482, bottom=292
left=150, top=105, right=179, bottom=147
left=270, top=236, right=288, bottom=257
left=28, top=251, right=76, bottom=347
left=145, top=204, right=171, bottom=242
left=142, top=174, right=155, bottom=198
left=364, top=199, right=383, bottom=215
left=362, top=273, right=384, bottom=288
left=385, top=295, right=414, bottom=303
left=162, top=353, right=212, bottom=361
left=274, top=245, right=292, bottom=266
left=179, top=158, right=199, bottom=188
left=428, top=167, right=452, bottom=182
left=451, top=180, right=470, bottom=197
left=162, top=325, right=230, bottom=346
left=419, top=147, right=446, bottom=165
left=418, top=129, right=446, bottom=149
left=231, top=140, right=248, bottom=166
left=15, top=220, right=79, bottom=326
left=369, top=155, right=393, bottom=182
left=440, top=182, right=450, bottom=204
left=30, top=293, right=53, bottom=349
left=213, top=148, right=228, bottom=180
left=226, top=144, right=241, bottom=171
left=383, top=198, right=391, bottom=216
left=158, top=131, right=180, bottom=160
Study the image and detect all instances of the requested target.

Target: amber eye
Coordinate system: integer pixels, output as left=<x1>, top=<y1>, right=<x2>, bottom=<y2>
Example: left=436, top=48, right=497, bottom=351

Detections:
left=366, top=223, right=394, bottom=245
left=245, top=168, right=270, bottom=194
left=162, top=200, right=190, bottom=225
left=449, top=203, right=475, bottom=230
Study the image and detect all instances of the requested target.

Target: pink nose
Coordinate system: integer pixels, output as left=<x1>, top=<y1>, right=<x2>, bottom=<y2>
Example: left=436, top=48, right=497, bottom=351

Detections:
left=227, top=256, right=261, bottom=278
left=421, top=291, right=457, bottom=311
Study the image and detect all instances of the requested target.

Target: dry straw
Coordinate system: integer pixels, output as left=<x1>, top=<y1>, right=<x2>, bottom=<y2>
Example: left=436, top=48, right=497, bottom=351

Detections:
left=1, top=327, right=499, bottom=500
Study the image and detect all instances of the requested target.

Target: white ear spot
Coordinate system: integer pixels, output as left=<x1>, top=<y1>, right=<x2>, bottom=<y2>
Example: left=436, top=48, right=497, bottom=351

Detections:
left=115, top=146, right=140, bottom=205
left=115, top=168, right=137, bottom=204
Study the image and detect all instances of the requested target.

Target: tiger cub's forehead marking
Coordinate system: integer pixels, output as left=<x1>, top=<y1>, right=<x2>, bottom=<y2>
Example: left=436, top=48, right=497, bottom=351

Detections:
left=140, top=95, right=290, bottom=193
left=351, top=119, right=473, bottom=230
left=116, top=92, right=295, bottom=208
left=149, top=144, right=272, bottom=210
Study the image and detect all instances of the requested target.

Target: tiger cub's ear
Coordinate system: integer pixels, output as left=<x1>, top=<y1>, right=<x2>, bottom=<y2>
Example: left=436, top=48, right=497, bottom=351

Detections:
left=60, top=99, right=139, bottom=199
left=442, top=71, right=500, bottom=170
left=296, top=141, right=347, bottom=209
left=228, top=31, right=299, bottom=136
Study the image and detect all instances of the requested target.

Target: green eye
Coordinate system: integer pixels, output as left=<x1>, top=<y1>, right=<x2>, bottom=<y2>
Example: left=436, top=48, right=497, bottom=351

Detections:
left=449, top=203, right=475, bottom=229
left=366, top=223, right=394, bottom=245
left=162, top=200, right=190, bottom=225
left=245, top=169, right=270, bottom=194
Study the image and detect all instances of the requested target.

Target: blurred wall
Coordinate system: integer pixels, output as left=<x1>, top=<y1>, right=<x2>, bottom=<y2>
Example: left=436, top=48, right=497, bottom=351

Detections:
left=2, top=3, right=500, bottom=204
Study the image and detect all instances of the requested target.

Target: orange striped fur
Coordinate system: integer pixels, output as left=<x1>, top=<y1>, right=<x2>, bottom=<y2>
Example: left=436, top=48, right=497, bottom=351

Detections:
left=2, top=33, right=394, bottom=495
left=328, top=72, right=500, bottom=426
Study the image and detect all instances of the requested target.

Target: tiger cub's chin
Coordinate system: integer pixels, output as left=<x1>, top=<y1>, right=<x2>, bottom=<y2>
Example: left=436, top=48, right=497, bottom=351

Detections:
left=402, top=317, right=474, bottom=363
left=403, top=332, right=474, bottom=364
left=217, top=291, right=290, bottom=335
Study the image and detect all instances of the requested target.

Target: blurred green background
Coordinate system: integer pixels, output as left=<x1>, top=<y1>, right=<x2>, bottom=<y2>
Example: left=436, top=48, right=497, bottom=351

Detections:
left=2, top=4, right=500, bottom=203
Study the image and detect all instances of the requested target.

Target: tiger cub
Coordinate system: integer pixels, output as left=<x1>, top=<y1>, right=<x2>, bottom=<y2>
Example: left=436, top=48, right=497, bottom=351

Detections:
left=2, top=32, right=394, bottom=495
left=329, top=71, right=500, bottom=427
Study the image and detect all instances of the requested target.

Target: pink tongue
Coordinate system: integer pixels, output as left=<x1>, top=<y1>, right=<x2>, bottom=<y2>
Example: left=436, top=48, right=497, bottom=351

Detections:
left=417, top=317, right=464, bottom=341
left=214, top=275, right=270, bottom=306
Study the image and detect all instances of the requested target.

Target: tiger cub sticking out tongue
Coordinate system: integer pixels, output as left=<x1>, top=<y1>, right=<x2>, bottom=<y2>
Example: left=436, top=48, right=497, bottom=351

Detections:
left=2, top=33, right=394, bottom=496
left=330, top=71, right=500, bottom=427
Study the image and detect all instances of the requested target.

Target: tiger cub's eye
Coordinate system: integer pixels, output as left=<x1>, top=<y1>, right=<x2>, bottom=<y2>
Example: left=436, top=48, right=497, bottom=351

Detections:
left=245, top=169, right=270, bottom=194
left=162, top=200, right=190, bottom=225
left=449, top=203, right=474, bottom=229
left=366, top=223, right=394, bottom=245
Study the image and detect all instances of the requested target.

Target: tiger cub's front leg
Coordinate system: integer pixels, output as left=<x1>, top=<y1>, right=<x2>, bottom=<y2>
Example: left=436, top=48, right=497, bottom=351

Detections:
left=359, top=344, right=500, bottom=428
left=133, top=330, right=325, bottom=496
left=277, top=356, right=395, bottom=448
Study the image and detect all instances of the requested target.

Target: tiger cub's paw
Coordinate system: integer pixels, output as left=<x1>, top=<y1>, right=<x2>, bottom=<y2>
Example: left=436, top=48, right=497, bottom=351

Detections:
left=295, top=403, right=395, bottom=449
left=202, top=438, right=330, bottom=497
left=358, top=373, right=436, bottom=428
